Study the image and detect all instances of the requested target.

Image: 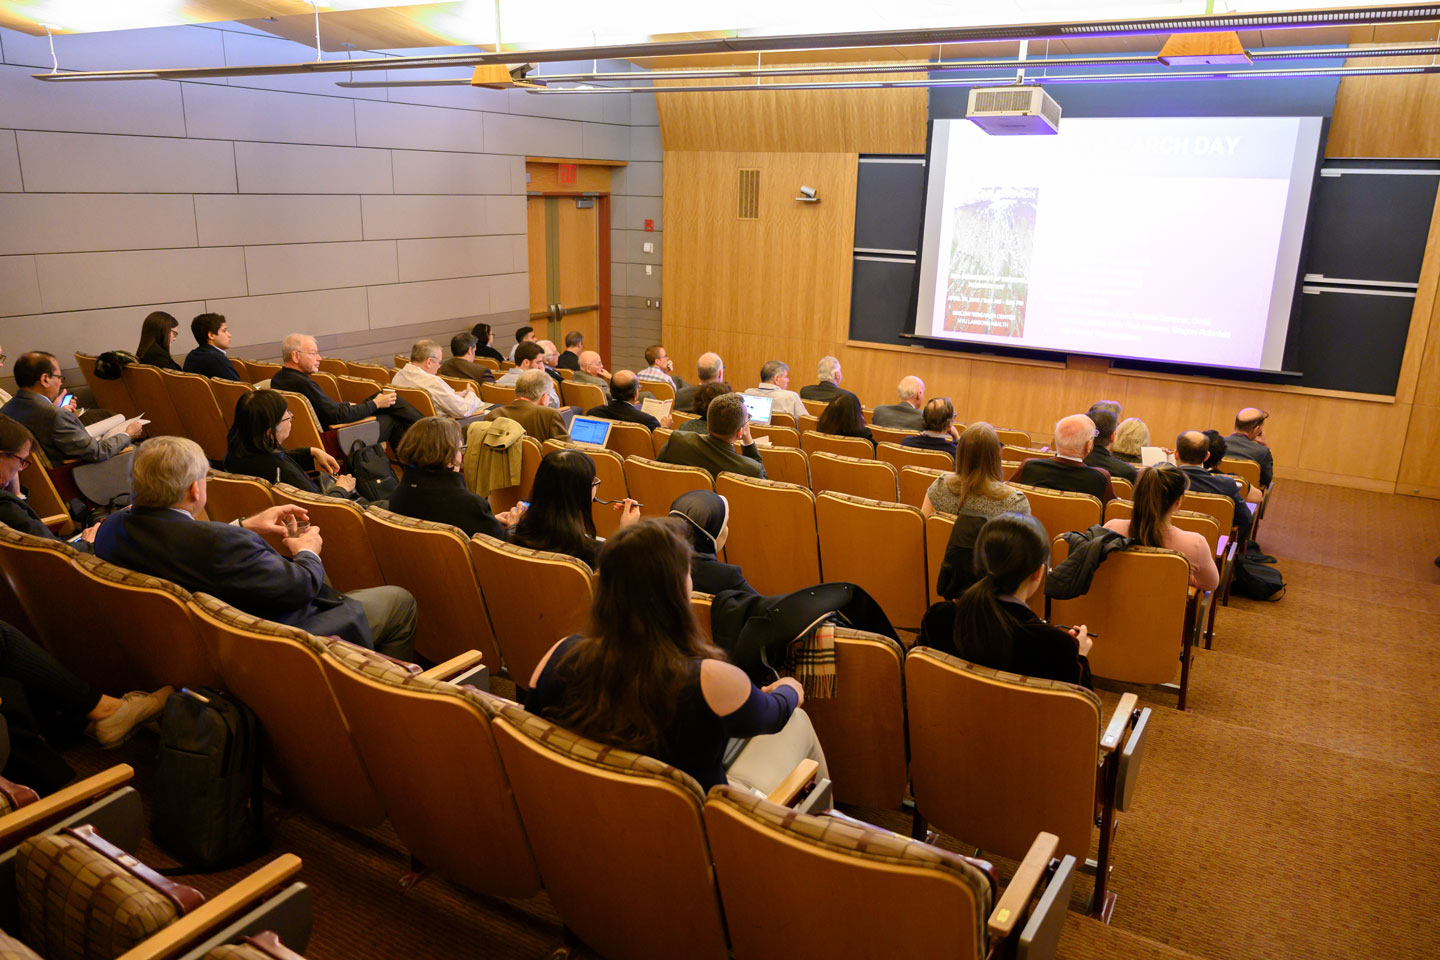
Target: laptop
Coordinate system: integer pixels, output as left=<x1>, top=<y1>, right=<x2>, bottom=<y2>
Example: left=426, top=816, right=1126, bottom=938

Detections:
left=741, top=394, right=773, bottom=425
left=569, top=416, right=615, bottom=450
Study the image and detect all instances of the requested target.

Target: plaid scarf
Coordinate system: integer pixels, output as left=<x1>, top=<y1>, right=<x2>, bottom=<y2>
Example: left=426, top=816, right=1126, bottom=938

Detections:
left=785, top=622, right=837, bottom=699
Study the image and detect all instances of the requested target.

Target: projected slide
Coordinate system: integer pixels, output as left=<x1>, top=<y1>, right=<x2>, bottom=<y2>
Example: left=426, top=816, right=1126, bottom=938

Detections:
left=914, top=116, right=1323, bottom=372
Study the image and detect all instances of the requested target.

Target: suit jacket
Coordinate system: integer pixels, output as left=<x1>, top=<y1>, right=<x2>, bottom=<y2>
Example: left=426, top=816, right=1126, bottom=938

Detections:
left=183, top=344, right=241, bottom=381
left=1180, top=465, right=1252, bottom=540
left=571, top=370, right=612, bottom=402
left=0, top=491, right=91, bottom=552
left=438, top=356, right=495, bottom=385
left=389, top=467, right=506, bottom=540
left=138, top=345, right=181, bottom=371
left=557, top=351, right=580, bottom=371
left=1015, top=456, right=1116, bottom=506
left=871, top=403, right=924, bottom=430
left=271, top=367, right=377, bottom=429
left=901, top=433, right=957, bottom=456
left=1223, top=433, right=1273, bottom=487
left=675, top=380, right=728, bottom=414
left=798, top=381, right=854, bottom=403
left=94, top=506, right=373, bottom=647
left=224, top=444, right=336, bottom=498
left=587, top=399, right=660, bottom=431
left=1085, top=444, right=1138, bottom=483
left=0, top=390, right=128, bottom=465
left=485, top=400, right=569, bottom=444
left=476, top=344, right=506, bottom=364
left=658, top=431, right=765, bottom=481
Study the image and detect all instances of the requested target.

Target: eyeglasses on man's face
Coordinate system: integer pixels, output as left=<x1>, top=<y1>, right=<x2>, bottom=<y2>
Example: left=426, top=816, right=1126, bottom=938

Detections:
left=0, top=451, right=33, bottom=470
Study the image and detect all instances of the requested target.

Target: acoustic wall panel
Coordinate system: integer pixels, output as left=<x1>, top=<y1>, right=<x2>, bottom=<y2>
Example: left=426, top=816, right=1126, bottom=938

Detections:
left=361, top=195, right=490, bottom=241
left=396, top=237, right=515, bottom=282
left=35, top=248, right=248, bottom=312
left=389, top=150, right=513, bottom=195
left=0, top=194, right=197, bottom=255
left=16, top=131, right=237, bottom=194
left=195, top=194, right=363, bottom=247
left=182, top=83, right=356, bottom=147
left=233, top=142, right=393, bottom=195
left=244, top=241, right=399, bottom=296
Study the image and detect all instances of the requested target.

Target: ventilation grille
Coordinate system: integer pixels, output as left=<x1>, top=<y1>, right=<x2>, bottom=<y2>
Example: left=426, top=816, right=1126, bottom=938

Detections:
left=737, top=168, right=760, bottom=220
left=971, top=88, right=1034, bottom=113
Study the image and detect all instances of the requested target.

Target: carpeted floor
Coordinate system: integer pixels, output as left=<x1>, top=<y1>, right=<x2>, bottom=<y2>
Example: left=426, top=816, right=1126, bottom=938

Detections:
left=65, top=480, right=1440, bottom=959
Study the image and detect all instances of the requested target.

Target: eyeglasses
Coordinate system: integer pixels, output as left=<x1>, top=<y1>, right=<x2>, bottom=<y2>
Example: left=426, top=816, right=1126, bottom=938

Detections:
left=0, top=451, right=33, bottom=469
left=0, top=353, right=7, bottom=364
left=46, top=370, right=63, bottom=382
left=279, top=414, right=294, bottom=424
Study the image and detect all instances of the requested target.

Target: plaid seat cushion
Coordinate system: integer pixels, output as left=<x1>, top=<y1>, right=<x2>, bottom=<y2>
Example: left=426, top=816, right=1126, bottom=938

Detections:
left=0, top=928, right=41, bottom=960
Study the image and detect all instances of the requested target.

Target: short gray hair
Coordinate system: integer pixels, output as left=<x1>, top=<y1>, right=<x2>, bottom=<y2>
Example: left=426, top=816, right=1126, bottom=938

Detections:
left=816, top=356, right=840, bottom=382
left=1053, top=414, right=1097, bottom=456
left=131, top=436, right=209, bottom=509
left=697, top=352, right=723, bottom=381
left=516, top=368, right=549, bottom=400
left=760, top=360, right=788, bottom=383
left=898, top=376, right=924, bottom=401
left=410, top=339, right=442, bottom=363
left=281, top=333, right=312, bottom=363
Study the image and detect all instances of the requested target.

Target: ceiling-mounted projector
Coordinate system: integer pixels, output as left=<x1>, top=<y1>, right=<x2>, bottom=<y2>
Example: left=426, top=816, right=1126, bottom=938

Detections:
left=966, top=86, right=1061, bottom=135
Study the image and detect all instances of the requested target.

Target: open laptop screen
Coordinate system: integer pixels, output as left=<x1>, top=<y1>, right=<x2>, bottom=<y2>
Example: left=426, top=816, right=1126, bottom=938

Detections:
left=569, top=416, right=614, bottom=447
left=741, top=394, right=773, bottom=425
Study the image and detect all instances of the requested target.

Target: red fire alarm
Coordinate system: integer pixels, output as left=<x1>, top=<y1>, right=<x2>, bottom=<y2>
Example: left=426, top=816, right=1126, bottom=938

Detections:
left=643, top=219, right=654, bottom=232
left=559, top=163, right=578, bottom=184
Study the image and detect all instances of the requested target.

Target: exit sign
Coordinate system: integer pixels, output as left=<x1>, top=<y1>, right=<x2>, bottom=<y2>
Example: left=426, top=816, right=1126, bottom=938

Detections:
left=559, top=163, right=578, bottom=184
left=643, top=219, right=654, bottom=232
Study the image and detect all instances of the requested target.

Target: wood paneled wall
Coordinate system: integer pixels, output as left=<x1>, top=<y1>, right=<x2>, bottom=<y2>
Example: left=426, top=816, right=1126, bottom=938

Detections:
left=659, top=60, right=1440, bottom=496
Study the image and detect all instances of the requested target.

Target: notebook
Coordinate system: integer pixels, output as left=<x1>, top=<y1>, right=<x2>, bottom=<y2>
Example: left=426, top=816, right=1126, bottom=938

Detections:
left=741, top=394, right=773, bottom=425
left=569, top=416, right=614, bottom=449
left=1140, top=446, right=1173, bottom=468
left=640, top=397, right=672, bottom=420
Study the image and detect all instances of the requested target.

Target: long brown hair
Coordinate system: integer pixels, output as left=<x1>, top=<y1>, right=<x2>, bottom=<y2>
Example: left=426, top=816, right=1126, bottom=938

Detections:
left=945, top=422, right=1010, bottom=502
left=544, top=519, right=725, bottom=755
left=136, top=311, right=177, bottom=358
left=1130, top=464, right=1188, bottom=548
left=954, top=513, right=1049, bottom=661
left=816, top=393, right=867, bottom=437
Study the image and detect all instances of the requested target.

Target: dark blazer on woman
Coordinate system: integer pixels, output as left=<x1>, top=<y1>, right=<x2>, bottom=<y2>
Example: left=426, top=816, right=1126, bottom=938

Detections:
left=389, top=467, right=506, bottom=540
left=476, top=343, right=506, bottom=364
left=138, top=345, right=181, bottom=371
left=224, top=445, right=321, bottom=493
left=951, top=598, right=1092, bottom=688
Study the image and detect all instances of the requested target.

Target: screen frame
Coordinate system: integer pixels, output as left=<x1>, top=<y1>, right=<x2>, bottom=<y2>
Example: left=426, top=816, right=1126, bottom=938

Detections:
left=568, top=415, right=615, bottom=447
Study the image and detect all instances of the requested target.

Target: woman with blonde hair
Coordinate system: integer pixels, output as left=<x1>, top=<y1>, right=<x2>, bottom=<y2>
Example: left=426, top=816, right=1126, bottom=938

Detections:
left=921, top=422, right=1030, bottom=518
left=1112, top=417, right=1150, bottom=465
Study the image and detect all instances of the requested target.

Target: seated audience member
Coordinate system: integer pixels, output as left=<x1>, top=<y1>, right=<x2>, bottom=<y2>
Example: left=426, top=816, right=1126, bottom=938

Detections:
left=1104, top=464, right=1219, bottom=590
left=948, top=513, right=1093, bottom=688
left=526, top=519, right=826, bottom=794
left=676, top=383, right=731, bottom=434
left=799, top=356, right=855, bottom=404
left=438, top=332, right=496, bottom=385
left=1112, top=417, right=1149, bottom=465
left=871, top=376, right=925, bottom=430
left=558, top=331, right=584, bottom=371
left=537, top=340, right=565, bottom=385
left=510, top=449, right=638, bottom=567
left=389, top=417, right=521, bottom=538
left=1088, top=399, right=1122, bottom=422
left=573, top=350, right=613, bottom=400
left=636, top=344, right=681, bottom=390
left=1176, top=430, right=1252, bottom=541
left=1015, top=414, right=1117, bottom=505
left=224, top=389, right=357, bottom=499
left=1203, top=429, right=1227, bottom=471
left=923, top=422, right=1031, bottom=519
left=675, top=352, right=724, bottom=411
left=660, top=393, right=766, bottom=480
left=508, top=325, right=538, bottom=362
left=1084, top=408, right=1139, bottom=483
left=95, top=437, right=417, bottom=658
left=392, top=340, right=484, bottom=419
left=470, top=322, right=506, bottom=364
left=670, top=490, right=757, bottom=596
left=815, top=393, right=875, bottom=447
left=902, top=398, right=961, bottom=455
left=273, top=334, right=415, bottom=445
left=587, top=371, right=670, bottom=430
left=496, top=342, right=562, bottom=408
left=1225, top=407, right=1274, bottom=487
left=0, top=415, right=97, bottom=548
left=2, top=352, right=141, bottom=464
left=485, top=369, right=569, bottom=443
left=743, top=361, right=805, bottom=421
left=136, top=311, right=181, bottom=371
left=182, top=313, right=242, bottom=381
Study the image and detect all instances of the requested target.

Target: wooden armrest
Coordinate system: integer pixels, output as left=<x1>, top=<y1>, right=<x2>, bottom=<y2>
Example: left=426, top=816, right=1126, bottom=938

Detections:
left=765, top=758, right=819, bottom=807
left=1215, top=534, right=1229, bottom=558
left=115, top=853, right=303, bottom=960
left=335, top=416, right=378, bottom=428
left=987, top=831, right=1059, bottom=940
left=417, top=650, right=484, bottom=681
left=1100, top=693, right=1139, bottom=754
left=41, top=514, right=71, bottom=530
left=0, top=764, right=133, bottom=850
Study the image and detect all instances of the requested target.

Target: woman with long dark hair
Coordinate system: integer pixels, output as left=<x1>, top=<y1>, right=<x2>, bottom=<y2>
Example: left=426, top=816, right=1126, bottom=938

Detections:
left=389, top=417, right=520, bottom=537
left=509, top=448, right=638, bottom=567
left=136, top=311, right=181, bottom=371
left=526, top=518, right=827, bottom=794
left=223, top=389, right=356, bottom=498
left=469, top=322, right=506, bottom=364
left=815, top=393, right=874, bottom=447
left=1104, top=464, right=1219, bottom=590
left=948, top=513, right=1093, bottom=688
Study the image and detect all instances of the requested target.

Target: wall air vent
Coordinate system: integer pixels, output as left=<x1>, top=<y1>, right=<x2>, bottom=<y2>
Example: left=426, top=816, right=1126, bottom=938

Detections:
left=738, top=168, right=760, bottom=220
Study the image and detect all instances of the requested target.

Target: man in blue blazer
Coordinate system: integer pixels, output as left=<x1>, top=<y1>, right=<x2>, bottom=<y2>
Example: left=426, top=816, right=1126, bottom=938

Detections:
left=182, top=313, right=242, bottom=381
left=95, top=436, right=416, bottom=659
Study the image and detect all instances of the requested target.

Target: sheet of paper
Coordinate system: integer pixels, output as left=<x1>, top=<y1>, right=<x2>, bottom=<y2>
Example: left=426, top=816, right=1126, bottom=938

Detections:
left=92, top=415, right=148, bottom=441
left=1140, top=446, right=1172, bottom=467
left=84, top=414, right=124, bottom=439
left=641, top=397, right=672, bottom=419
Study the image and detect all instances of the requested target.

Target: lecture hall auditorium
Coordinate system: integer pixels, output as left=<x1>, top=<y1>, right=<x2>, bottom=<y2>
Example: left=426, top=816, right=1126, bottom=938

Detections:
left=0, top=3, right=1437, bottom=959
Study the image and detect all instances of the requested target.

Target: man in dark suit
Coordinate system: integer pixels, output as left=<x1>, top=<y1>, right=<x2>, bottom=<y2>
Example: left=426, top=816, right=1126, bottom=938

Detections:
left=182, top=313, right=242, bottom=381
left=1015, top=414, right=1116, bottom=505
left=1, top=352, right=142, bottom=464
left=94, top=436, right=417, bottom=658
left=871, top=377, right=926, bottom=430
left=1176, top=430, right=1253, bottom=541
left=557, top=331, right=584, bottom=372
left=798, top=355, right=857, bottom=404
left=1224, top=407, right=1274, bottom=488
left=675, top=352, right=724, bottom=412
left=586, top=371, right=670, bottom=430
left=658, top=393, right=765, bottom=481
left=437, top=332, right=495, bottom=385
left=1084, top=408, right=1138, bottom=483
left=484, top=369, right=570, bottom=443
left=272, top=333, right=418, bottom=444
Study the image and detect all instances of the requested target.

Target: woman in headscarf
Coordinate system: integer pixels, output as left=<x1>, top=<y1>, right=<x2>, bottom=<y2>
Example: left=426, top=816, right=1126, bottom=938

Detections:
left=668, top=490, right=757, bottom=596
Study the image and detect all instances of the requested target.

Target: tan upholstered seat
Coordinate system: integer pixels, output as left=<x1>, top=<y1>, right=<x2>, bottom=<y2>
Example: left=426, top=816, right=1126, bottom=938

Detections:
left=622, top=456, right=712, bottom=518
left=309, top=371, right=343, bottom=403
left=556, top=370, right=574, bottom=382
left=335, top=375, right=382, bottom=406
left=1182, top=490, right=1237, bottom=536
left=317, top=357, right=348, bottom=377
left=188, top=595, right=384, bottom=828
left=1103, top=500, right=1229, bottom=648
left=209, top=379, right=253, bottom=429
left=604, top=421, right=654, bottom=461
left=995, top=428, right=1030, bottom=447
left=799, top=398, right=828, bottom=418
left=1004, top=445, right=1055, bottom=463
left=226, top=357, right=253, bottom=383
left=924, top=513, right=954, bottom=607
left=389, top=384, right=436, bottom=418
left=800, top=431, right=875, bottom=459
left=468, top=535, right=593, bottom=688
left=899, top=465, right=948, bottom=510
left=273, top=393, right=327, bottom=451
left=808, top=451, right=899, bottom=501
left=757, top=445, right=809, bottom=487
left=392, top=355, right=408, bottom=371
left=639, top=378, right=676, bottom=403
left=15, top=455, right=74, bottom=535
left=747, top=424, right=799, bottom=449
left=869, top=425, right=917, bottom=447
left=270, top=485, right=385, bottom=593
left=474, top=357, right=499, bottom=372
left=768, top=412, right=797, bottom=430
left=713, top=473, right=820, bottom=595
left=74, top=353, right=138, bottom=418
left=120, top=364, right=187, bottom=438
left=479, top=382, right=514, bottom=405
left=317, top=646, right=541, bottom=901
left=690, top=591, right=713, bottom=640
left=560, top=380, right=605, bottom=409
left=878, top=442, right=954, bottom=473
left=1109, top=476, right=1133, bottom=500
left=542, top=440, right=628, bottom=538
left=345, top=361, right=392, bottom=385
left=361, top=508, right=501, bottom=667
left=0, top=528, right=83, bottom=655
left=816, top=492, right=928, bottom=630
left=245, top=361, right=283, bottom=382
left=491, top=705, right=729, bottom=960
left=649, top=427, right=672, bottom=457
left=798, top=413, right=819, bottom=434
left=1011, top=483, right=1103, bottom=544
left=204, top=471, right=275, bottom=525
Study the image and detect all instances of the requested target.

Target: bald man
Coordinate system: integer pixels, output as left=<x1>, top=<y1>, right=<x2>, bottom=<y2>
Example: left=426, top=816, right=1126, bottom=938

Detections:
left=587, top=370, right=671, bottom=430
left=572, top=350, right=612, bottom=400
left=676, top=352, right=725, bottom=411
left=1176, top=429, right=1253, bottom=541
left=1014, top=413, right=1117, bottom=505
left=872, top=377, right=926, bottom=430
left=1225, top=407, right=1273, bottom=487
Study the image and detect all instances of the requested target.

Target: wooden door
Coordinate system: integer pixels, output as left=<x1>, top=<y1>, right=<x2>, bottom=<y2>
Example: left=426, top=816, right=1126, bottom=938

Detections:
left=527, top=194, right=603, bottom=362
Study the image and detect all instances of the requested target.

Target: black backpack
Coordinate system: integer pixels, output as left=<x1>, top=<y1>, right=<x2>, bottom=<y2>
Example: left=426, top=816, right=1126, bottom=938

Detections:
left=347, top=439, right=398, bottom=502
left=153, top=688, right=266, bottom=871
left=1231, top=556, right=1285, bottom=601
left=93, top=350, right=139, bottom=380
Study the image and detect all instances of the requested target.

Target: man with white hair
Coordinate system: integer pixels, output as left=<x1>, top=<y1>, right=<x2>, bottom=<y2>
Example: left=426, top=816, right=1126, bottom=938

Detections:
left=391, top=339, right=484, bottom=418
left=1015, top=413, right=1117, bottom=505
left=484, top=368, right=569, bottom=443
left=675, top=352, right=725, bottom=411
left=743, top=360, right=805, bottom=421
left=799, top=356, right=854, bottom=404
left=495, top=342, right=562, bottom=408
left=272, top=333, right=418, bottom=443
left=872, top=377, right=926, bottom=430
left=537, top=340, right=565, bottom=387
left=572, top=350, right=612, bottom=400
left=95, top=436, right=417, bottom=658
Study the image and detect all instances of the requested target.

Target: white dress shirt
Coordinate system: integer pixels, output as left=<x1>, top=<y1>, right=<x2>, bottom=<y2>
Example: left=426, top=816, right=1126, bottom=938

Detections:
left=392, top=362, right=484, bottom=418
